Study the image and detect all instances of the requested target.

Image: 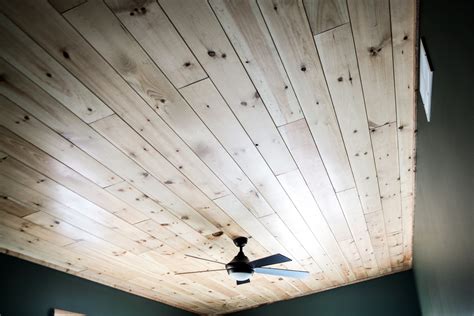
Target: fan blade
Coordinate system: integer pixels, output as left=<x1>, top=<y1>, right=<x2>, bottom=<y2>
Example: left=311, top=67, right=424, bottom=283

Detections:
left=254, top=267, right=309, bottom=279
left=175, top=269, right=227, bottom=275
left=249, top=253, right=291, bottom=268
left=236, top=279, right=250, bottom=285
left=184, top=254, right=226, bottom=265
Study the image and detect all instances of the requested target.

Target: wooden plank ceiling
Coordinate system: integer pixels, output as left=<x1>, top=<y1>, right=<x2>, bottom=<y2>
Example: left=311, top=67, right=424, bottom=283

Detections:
left=0, top=0, right=417, bottom=314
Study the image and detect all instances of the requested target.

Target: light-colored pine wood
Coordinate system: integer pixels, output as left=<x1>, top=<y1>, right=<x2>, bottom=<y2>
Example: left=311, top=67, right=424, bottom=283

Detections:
left=0, top=0, right=416, bottom=312
left=0, top=191, right=37, bottom=218
left=0, top=157, right=160, bottom=252
left=370, top=122, right=403, bottom=268
left=54, top=309, right=85, bottom=316
left=279, top=119, right=352, bottom=242
left=0, top=14, right=113, bottom=124
left=90, top=115, right=250, bottom=240
left=336, top=189, right=379, bottom=277
left=65, top=0, right=278, bottom=222
left=390, top=0, right=417, bottom=268
left=210, top=0, right=302, bottom=126
left=105, top=0, right=206, bottom=89
left=347, top=0, right=396, bottom=127
left=0, top=126, right=147, bottom=225
left=1, top=0, right=228, bottom=201
left=159, top=0, right=296, bottom=176
left=303, top=0, right=349, bottom=35
left=1, top=60, right=225, bottom=238
left=0, top=210, right=76, bottom=247
left=258, top=0, right=354, bottom=192
left=277, top=170, right=356, bottom=283
left=0, top=95, right=120, bottom=188
left=365, top=210, right=392, bottom=274
left=180, top=79, right=345, bottom=286
left=315, top=24, right=382, bottom=214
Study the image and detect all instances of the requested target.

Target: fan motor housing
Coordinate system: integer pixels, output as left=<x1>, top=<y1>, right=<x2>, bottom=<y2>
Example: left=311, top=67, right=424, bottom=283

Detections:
left=225, top=247, right=254, bottom=276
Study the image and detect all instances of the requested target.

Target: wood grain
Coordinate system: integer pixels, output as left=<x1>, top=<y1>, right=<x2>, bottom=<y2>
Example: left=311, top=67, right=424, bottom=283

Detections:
left=0, top=0, right=416, bottom=312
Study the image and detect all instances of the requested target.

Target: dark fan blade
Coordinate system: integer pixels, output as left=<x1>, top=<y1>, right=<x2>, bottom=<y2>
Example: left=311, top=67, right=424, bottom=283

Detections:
left=175, top=269, right=227, bottom=275
left=254, top=267, right=309, bottom=279
left=249, top=253, right=291, bottom=268
left=184, top=254, right=226, bottom=265
left=236, top=279, right=250, bottom=285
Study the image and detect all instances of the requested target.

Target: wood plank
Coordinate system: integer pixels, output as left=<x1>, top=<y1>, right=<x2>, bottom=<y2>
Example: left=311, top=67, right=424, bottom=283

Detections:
left=210, top=0, right=303, bottom=126
left=0, top=126, right=148, bottom=225
left=0, top=173, right=149, bottom=255
left=371, top=123, right=401, bottom=202
left=159, top=0, right=296, bottom=175
left=0, top=59, right=224, bottom=237
left=364, top=210, right=391, bottom=274
left=315, top=24, right=382, bottom=214
left=337, top=238, right=366, bottom=279
left=0, top=224, right=86, bottom=272
left=0, top=193, right=37, bottom=218
left=213, top=194, right=289, bottom=258
left=258, top=0, right=353, bottom=191
left=0, top=95, right=119, bottom=188
left=104, top=0, right=207, bottom=88
left=77, top=268, right=205, bottom=313
left=0, top=250, right=207, bottom=314
left=0, top=0, right=416, bottom=310
left=370, top=122, right=403, bottom=268
left=0, top=14, right=113, bottom=123
left=105, top=182, right=233, bottom=263
left=390, top=0, right=417, bottom=268
left=65, top=0, right=275, bottom=221
left=336, top=188, right=379, bottom=277
left=180, top=79, right=339, bottom=282
left=91, top=114, right=254, bottom=236
left=277, top=170, right=353, bottom=283
left=48, top=0, right=86, bottom=13
left=0, top=0, right=228, bottom=201
left=303, top=0, right=349, bottom=35
left=180, top=79, right=294, bottom=218
left=347, top=0, right=396, bottom=127
left=0, top=157, right=161, bottom=251
left=53, top=309, right=85, bottom=316
left=279, top=119, right=352, bottom=241
left=0, top=210, right=76, bottom=247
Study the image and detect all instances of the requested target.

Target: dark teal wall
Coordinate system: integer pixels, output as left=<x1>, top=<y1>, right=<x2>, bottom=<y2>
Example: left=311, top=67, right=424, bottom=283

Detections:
left=0, top=253, right=195, bottom=316
left=413, top=1, right=474, bottom=315
left=228, top=271, right=421, bottom=316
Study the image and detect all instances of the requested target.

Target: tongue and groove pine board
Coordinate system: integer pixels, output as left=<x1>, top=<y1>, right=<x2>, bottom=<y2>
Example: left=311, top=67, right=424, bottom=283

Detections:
left=347, top=0, right=396, bottom=127
left=1, top=0, right=229, bottom=201
left=303, top=0, right=349, bottom=35
left=104, top=0, right=207, bottom=89
left=0, top=0, right=417, bottom=313
left=257, top=0, right=354, bottom=192
left=390, top=0, right=417, bottom=268
left=159, top=0, right=297, bottom=176
left=209, top=0, right=303, bottom=126
left=0, top=13, right=113, bottom=124
left=314, top=24, right=382, bottom=215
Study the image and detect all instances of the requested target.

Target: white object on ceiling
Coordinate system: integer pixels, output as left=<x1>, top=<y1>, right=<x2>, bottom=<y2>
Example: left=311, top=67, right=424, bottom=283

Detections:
left=419, top=39, right=433, bottom=122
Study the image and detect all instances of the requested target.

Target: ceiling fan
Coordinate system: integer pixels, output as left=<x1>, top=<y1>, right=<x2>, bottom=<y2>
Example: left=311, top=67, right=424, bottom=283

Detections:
left=176, top=237, right=309, bottom=285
